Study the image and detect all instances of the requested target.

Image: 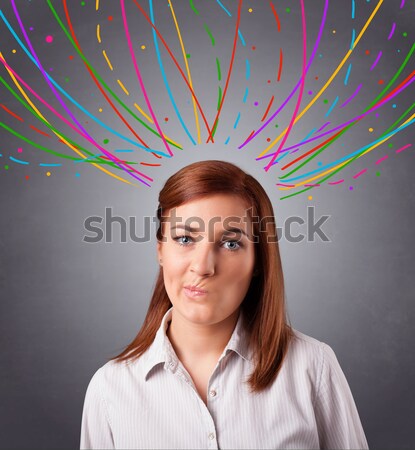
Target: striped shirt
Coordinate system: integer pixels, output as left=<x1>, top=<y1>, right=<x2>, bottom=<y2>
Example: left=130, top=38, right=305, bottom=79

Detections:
left=80, top=306, right=368, bottom=449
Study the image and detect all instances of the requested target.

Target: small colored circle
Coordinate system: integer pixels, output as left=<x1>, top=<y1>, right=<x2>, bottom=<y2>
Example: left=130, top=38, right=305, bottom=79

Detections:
left=369, top=127, right=374, bottom=132
left=315, top=76, right=319, bottom=80
left=46, top=171, right=51, bottom=176
left=103, top=139, right=109, bottom=144
left=365, top=50, right=370, bottom=55
left=376, top=171, right=380, bottom=176
left=12, top=49, right=16, bottom=53
left=99, top=108, right=103, bottom=112
left=332, top=29, right=336, bottom=34
left=141, top=45, right=146, bottom=50
left=248, top=8, right=253, bottom=13
left=252, top=46, right=256, bottom=51
left=25, top=175, right=30, bottom=180
left=164, top=117, right=169, bottom=122
left=286, top=7, right=291, bottom=13
left=46, top=35, right=53, bottom=43
left=308, top=90, right=313, bottom=95
left=4, top=165, right=9, bottom=170
left=403, top=32, right=407, bottom=37
left=81, top=1, right=86, bottom=6
left=349, top=186, right=354, bottom=191
left=75, top=173, right=80, bottom=178
left=29, top=27, right=34, bottom=31
left=323, top=99, right=328, bottom=104
left=69, top=55, right=74, bottom=60
left=266, top=138, right=271, bottom=142
left=17, top=148, right=22, bottom=153
left=267, top=80, right=271, bottom=84
left=378, top=79, right=384, bottom=84
left=108, top=16, right=113, bottom=21
left=308, top=195, right=313, bottom=200
left=392, top=104, right=397, bottom=108
left=254, top=101, right=259, bottom=106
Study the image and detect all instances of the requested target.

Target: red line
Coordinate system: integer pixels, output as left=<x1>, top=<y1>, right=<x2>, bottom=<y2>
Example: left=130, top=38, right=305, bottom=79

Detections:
left=206, top=0, right=243, bottom=143
left=1, top=103, right=24, bottom=121
left=270, top=2, right=281, bottom=32
left=277, top=48, right=283, bottom=82
left=29, top=125, right=50, bottom=137
left=140, top=162, right=162, bottom=167
left=261, top=96, right=274, bottom=122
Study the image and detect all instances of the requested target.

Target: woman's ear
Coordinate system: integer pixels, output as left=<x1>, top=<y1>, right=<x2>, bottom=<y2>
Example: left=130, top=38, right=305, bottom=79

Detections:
left=157, top=240, right=162, bottom=265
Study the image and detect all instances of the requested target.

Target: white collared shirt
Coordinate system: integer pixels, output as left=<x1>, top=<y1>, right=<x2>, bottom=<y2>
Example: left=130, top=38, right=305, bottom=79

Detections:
left=80, top=307, right=368, bottom=449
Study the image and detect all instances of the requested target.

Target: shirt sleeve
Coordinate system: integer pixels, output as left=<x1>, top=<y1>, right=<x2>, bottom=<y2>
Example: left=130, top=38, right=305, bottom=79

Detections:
left=80, top=368, right=115, bottom=450
left=314, top=343, right=369, bottom=450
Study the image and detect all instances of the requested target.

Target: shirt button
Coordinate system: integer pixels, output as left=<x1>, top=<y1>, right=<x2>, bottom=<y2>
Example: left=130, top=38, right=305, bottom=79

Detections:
left=209, top=389, right=217, bottom=397
left=208, top=433, right=215, bottom=440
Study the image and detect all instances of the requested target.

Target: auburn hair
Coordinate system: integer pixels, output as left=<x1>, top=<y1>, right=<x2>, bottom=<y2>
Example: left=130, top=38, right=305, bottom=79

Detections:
left=111, top=160, right=293, bottom=394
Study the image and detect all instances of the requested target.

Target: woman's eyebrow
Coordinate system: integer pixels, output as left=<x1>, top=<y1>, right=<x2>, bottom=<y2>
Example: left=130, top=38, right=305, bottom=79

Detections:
left=170, top=224, right=248, bottom=237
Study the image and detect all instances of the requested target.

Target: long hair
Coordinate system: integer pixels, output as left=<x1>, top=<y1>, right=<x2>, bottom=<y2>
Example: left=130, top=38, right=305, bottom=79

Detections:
left=111, top=160, right=293, bottom=393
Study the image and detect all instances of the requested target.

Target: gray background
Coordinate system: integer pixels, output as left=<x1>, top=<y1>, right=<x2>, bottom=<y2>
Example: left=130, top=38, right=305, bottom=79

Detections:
left=0, top=1, right=414, bottom=448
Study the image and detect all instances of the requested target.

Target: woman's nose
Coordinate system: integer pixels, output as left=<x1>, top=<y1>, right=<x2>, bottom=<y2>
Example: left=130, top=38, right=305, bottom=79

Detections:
left=190, top=243, right=215, bottom=277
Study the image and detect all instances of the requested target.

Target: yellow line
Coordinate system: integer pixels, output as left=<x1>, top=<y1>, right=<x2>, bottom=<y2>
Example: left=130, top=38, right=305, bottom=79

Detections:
left=97, top=24, right=101, bottom=44
left=96, top=0, right=100, bottom=11
left=259, top=0, right=384, bottom=159
left=0, top=52, right=137, bottom=187
left=168, top=0, right=201, bottom=143
left=278, top=112, right=415, bottom=190
left=102, top=50, right=113, bottom=71
left=117, top=79, right=130, bottom=96
left=133, top=103, right=153, bottom=123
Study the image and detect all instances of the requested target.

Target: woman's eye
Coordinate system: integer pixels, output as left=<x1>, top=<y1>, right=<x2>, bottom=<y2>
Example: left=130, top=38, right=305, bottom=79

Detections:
left=173, top=235, right=192, bottom=245
left=223, top=240, right=241, bottom=251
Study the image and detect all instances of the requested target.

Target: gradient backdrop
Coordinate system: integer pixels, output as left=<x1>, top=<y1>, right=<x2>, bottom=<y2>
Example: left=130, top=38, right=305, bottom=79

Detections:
left=0, top=1, right=414, bottom=448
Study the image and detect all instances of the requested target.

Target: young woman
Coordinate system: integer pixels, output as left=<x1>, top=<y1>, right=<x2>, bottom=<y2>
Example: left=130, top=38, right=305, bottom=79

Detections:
left=80, top=160, right=368, bottom=449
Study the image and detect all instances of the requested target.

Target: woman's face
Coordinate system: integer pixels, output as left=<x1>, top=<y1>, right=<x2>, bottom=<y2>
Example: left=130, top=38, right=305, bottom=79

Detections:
left=157, top=194, right=256, bottom=326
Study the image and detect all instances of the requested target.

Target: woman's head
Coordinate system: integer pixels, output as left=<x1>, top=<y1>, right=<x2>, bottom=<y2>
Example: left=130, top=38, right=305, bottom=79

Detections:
left=113, top=160, right=292, bottom=393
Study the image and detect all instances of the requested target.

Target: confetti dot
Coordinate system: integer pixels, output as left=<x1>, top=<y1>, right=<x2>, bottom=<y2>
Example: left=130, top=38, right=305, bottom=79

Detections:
left=308, top=195, right=313, bottom=200
left=254, top=101, right=259, bottom=106
left=81, top=1, right=86, bottom=5
left=308, top=90, right=313, bottom=95
left=17, top=148, right=22, bottom=153
left=186, top=53, right=191, bottom=58
left=46, top=171, right=51, bottom=177
left=252, top=46, right=256, bottom=51
left=388, top=143, right=393, bottom=148
left=315, top=76, right=319, bottom=80
left=378, top=79, right=384, bottom=84
left=64, top=77, right=69, bottom=82
left=323, top=99, right=328, bottom=104
left=403, top=32, right=407, bottom=37
left=376, top=171, right=380, bottom=176
left=286, top=7, right=291, bottom=13
left=12, top=49, right=17, bottom=54
left=332, top=29, right=336, bottom=34
left=318, top=54, right=323, bottom=58
left=25, top=175, right=30, bottom=180
left=108, top=15, right=113, bottom=21
left=365, top=50, right=370, bottom=55
left=164, top=117, right=169, bottom=122
left=349, top=186, right=354, bottom=191
left=369, top=127, right=374, bottom=132
left=99, top=108, right=103, bottom=112
left=267, top=80, right=271, bottom=84
left=141, top=45, right=146, bottom=50
left=4, top=165, right=9, bottom=170
left=45, top=35, right=53, bottom=43
left=75, top=173, right=80, bottom=178
left=248, top=8, right=253, bottom=13
left=266, top=138, right=271, bottom=142
left=103, top=139, right=109, bottom=144
left=69, top=55, right=74, bottom=60
left=29, top=27, right=34, bottom=31
left=392, top=104, right=397, bottom=108
left=317, top=161, right=323, bottom=166
left=375, top=113, right=380, bottom=118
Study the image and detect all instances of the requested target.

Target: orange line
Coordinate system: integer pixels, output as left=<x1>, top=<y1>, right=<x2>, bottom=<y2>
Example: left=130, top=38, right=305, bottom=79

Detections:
left=29, top=124, right=51, bottom=137
left=261, top=95, right=274, bottom=122
left=270, top=2, right=281, bottom=32
left=277, top=48, right=283, bottom=82
left=1, top=103, right=24, bottom=121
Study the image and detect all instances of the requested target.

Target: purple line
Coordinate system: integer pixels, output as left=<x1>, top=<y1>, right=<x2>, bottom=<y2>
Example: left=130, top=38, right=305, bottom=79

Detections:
left=10, top=0, right=151, bottom=186
left=256, top=74, right=415, bottom=161
left=340, top=83, right=362, bottom=108
left=388, top=22, right=396, bottom=40
left=317, top=121, right=331, bottom=132
left=375, top=155, right=388, bottom=164
left=395, top=143, right=411, bottom=153
left=400, top=0, right=405, bottom=9
left=238, top=0, right=329, bottom=149
left=370, top=51, right=382, bottom=71
left=353, top=168, right=367, bottom=179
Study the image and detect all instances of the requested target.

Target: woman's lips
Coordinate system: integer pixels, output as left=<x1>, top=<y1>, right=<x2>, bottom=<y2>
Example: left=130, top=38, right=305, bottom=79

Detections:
left=184, top=286, right=208, bottom=298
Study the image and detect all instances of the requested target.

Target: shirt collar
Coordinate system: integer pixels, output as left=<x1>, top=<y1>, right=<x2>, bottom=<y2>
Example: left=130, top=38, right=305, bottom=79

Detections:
left=141, top=306, right=253, bottom=381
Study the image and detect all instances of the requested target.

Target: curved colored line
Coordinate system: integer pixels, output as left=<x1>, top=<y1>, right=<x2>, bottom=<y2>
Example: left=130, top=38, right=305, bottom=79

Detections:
left=120, top=1, right=172, bottom=156
left=189, top=0, right=200, bottom=16
left=277, top=48, right=283, bottom=82
left=387, top=22, right=396, bottom=40
left=206, top=0, right=242, bottom=143
left=370, top=51, right=382, bottom=71
left=261, top=96, right=275, bottom=122
left=149, top=0, right=200, bottom=145
left=270, top=2, right=281, bottom=32
left=9, top=156, right=29, bottom=165
left=340, top=83, right=362, bottom=108
left=264, top=0, right=307, bottom=171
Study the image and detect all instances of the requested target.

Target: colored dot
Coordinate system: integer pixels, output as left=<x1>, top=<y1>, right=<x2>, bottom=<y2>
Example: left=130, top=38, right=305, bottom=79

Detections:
left=286, top=7, right=291, bottom=13
left=81, top=1, right=86, bottom=5
left=65, top=77, right=69, bottom=82
left=332, top=29, right=336, bottom=34
left=266, top=138, right=271, bottom=142
left=267, top=80, right=271, bottom=84
left=254, top=101, right=259, bottom=106
left=186, top=53, right=191, bottom=58
left=46, top=171, right=51, bottom=176
left=141, top=45, right=146, bottom=50
left=252, top=46, right=256, bottom=51
left=25, top=175, right=30, bottom=180
left=375, top=113, right=379, bottom=118
left=369, top=127, right=374, bottom=132
left=103, top=139, right=109, bottom=144
left=323, top=99, right=328, bottom=104
left=29, top=27, right=34, bottom=31
left=248, top=8, right=253, bottom=13
left=376, top=171, right=380, bottom=176
left=318, top=54, right=323, bottom=58
left=275, top=124, right=279, bottom=128
left=349, top=186, right=354, bottom=191
left=378, top=79, right=384, bottom=84
left=164, top=117, right=169, bottom=122
left=75, top=173, right=80, bottom=178
left=17, top=148, right=22, bottom=153
left=397, top=49, right=401, bottom=53
left=308, top=196, right=313, bottom=200
left=317, top=161, right=323, bottom=166
left=365, top=50, right=370, bottom=55
left=403, top=32, right=407, bottom=37
left=69, top=55, right=74, bottom=60
left=308, top=90, right=313, bottom=95
left=99, top=108, right=103, bottom=112
left=108, top=15, right=113, bottom=21
left=315, top=76, right=319, bottom=80
left=12, top=49, right=16, bottom=53
left=388, top=143, right=393, bottom=148
left=49, top=67, right=54, bottom=71
left=46, top=35, right=53, bottom=43
left=392, top=104, right=397, bottom=108
left=4, top=165, right=9, bottom=170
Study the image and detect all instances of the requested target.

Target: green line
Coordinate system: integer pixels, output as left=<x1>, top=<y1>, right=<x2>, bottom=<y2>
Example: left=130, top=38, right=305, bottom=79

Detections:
left=204, top=23, right=215, bottom=46
left=189, top=0, right=200, bottom=16
left=0, top=76, right=137, bottom=169
left=216, top=57, right=222, bottom=81
left=46, top=0, right=182, bottom=150
left=383, top=102, right=415, bottom=135
left=217, top=86, right=222, bottom=111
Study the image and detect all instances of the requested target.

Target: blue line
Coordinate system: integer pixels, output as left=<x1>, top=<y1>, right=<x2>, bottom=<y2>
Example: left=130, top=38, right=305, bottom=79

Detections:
left=351, top=0, right=356, bottom=19
left=233, top=112, right=241, bottom=129
left=238, top=30, right=246, bottom=46
left=325, top=96, right=339, bottom=117
left=9, top=156, right=29, bottom=164
left=242, top=87, right=249, bottom=103
left=350, top=28, right=356, bottom=50
left=276, top=151, right=289, bottom=163
left=344, top=63, right=352, bottom=85
left=115, top=149, right=134, bottom=152
left=300, top=128, right=317, bottom=143
left=281, top=118, right=415, bottom=182
left=224, top=136, right=230, bottom=145
left=216, top=0, right=231, bottom=16
left=0, top=10, right=167, bottom=156
left=245, top=59, right=250, bottom=80
left=149, top=0, right=196, bottom=145
left=73, top=153, right=102, bottom=164
left=39, top=163, right=62, bottom=167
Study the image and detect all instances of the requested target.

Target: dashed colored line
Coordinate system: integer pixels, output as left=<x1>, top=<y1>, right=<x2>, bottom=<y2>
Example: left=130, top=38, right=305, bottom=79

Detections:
left=370, top=51, right=382, bottom=71
left=277, top=48, right=283, bottom=82
left=233, top=112, right=241, bottom=129
left=261, top=96, right=274, bottom=122
left=133, top=103, right=153, bottom=123
left=395, top=143, right=411, bottom=153
left=351, top=0, right=356, bottom=19
left=96, top=0, right=100, bottom=11
left=325, top=96, right=339, bottom=117
left=96, top=24, right=101, bottom=43
left=216, top=57, right=222, bottom=81
left=9, top=156, right=29, bottom=164
left=39, top=163, right=62, bottom=167
left=328, top=179, right=345, bottom=185
left=102, top=50, right=113, bottom=70
left=242, top=87, right=248, bottom=103
left=1, top=103, right=23, bottom=121
left=350, top=28, right=356, bottom=50
left=29, top=124, right=50, bottom=137
left=245, top=59, right=250, bottom=80
left=344, top=63, right=352, bottom=85
left=270, top=2, right=281, bottom=32
left=189, top=0, right=200, bottom=16
left=388, top=23, right=396, bottom=40
left=375, top=155, right=388, bottom=164
left=340, top=83, right=362, bottom=108
left=353, top=168, right=367, bottom=179
left=203, top=23, right=214, bottom=45
left=117, top=79, right=130, bottom=95
left=139, top=162, right=162, bottom=167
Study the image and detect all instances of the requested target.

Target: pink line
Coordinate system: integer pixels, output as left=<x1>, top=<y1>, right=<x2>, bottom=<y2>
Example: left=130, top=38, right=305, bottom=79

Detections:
left=370, top=51, right=382, bottom=71
left=375, top=155, right=388, bottom=164
left=120, top=0, right=172, bottom=156
left=353, top=168, right=367, bottom=179
left=395, top=143, right=412, bottom=153
left=264, top=0, right=307, bottom=171
left=276, top=183, right=295, bottom=187
left=328, top=179, right=344, bottom=185
left=388, top=22, right=396, bottom=40
left=340, top=83, right=362, bottom=108
left=304, top=184, right=321, bottom=187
